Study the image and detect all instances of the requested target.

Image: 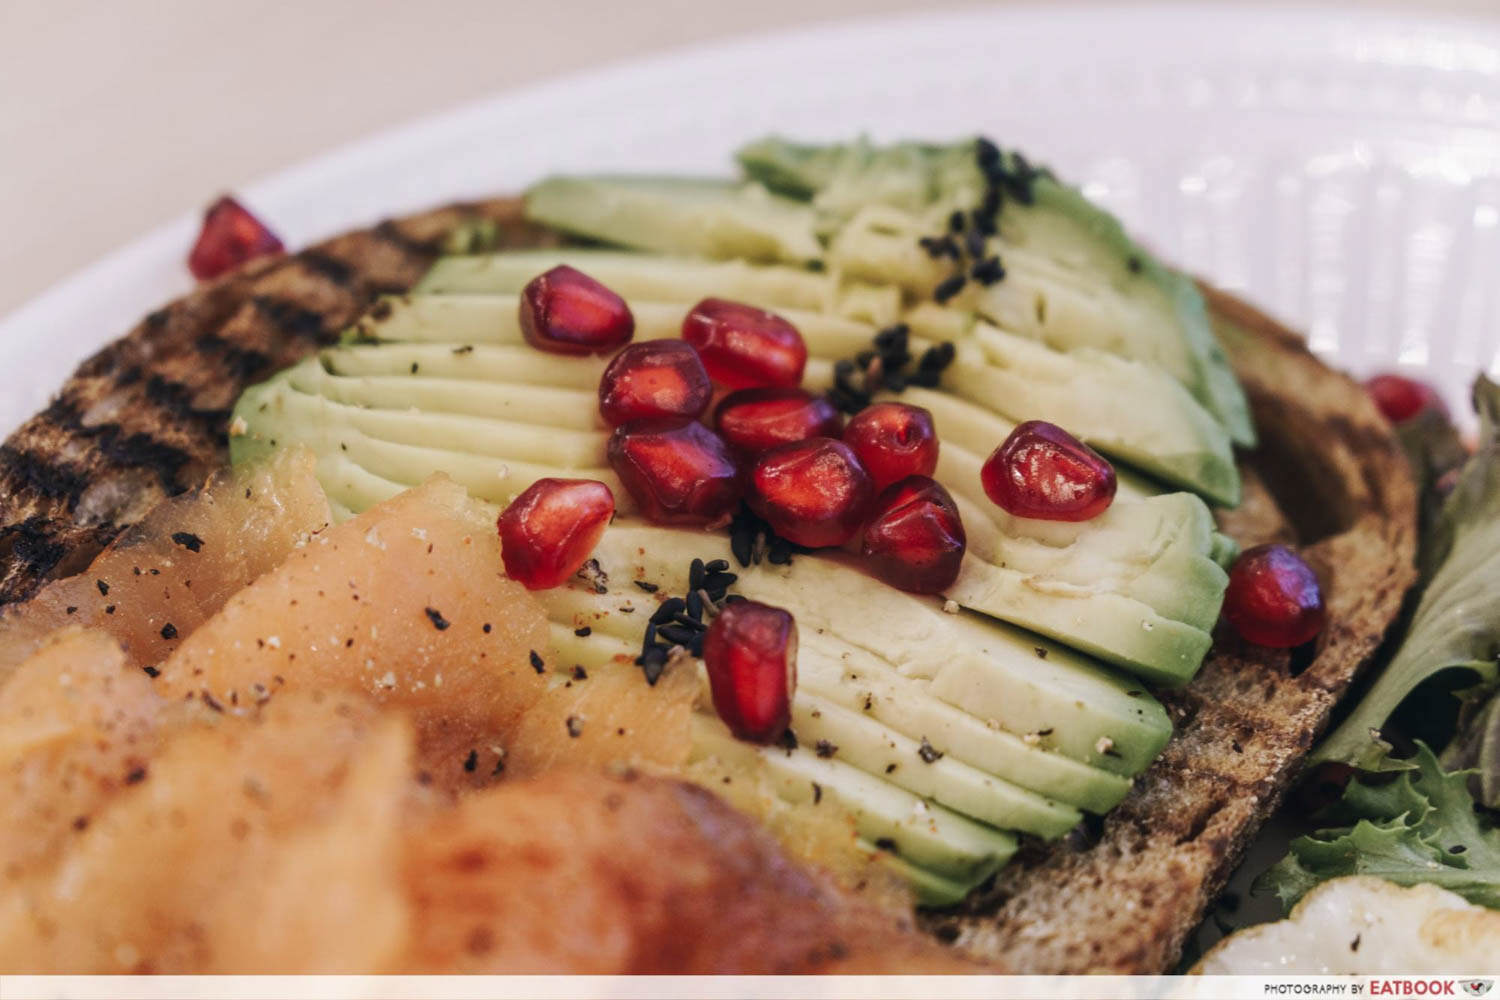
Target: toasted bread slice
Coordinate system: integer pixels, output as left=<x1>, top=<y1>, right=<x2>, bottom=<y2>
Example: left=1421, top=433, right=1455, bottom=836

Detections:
left=0, top=200, right=1417, bottom=973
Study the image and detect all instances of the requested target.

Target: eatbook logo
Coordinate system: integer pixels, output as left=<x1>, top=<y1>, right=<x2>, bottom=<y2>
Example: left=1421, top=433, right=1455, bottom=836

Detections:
left=1461, top=981, right=1494, bottom=998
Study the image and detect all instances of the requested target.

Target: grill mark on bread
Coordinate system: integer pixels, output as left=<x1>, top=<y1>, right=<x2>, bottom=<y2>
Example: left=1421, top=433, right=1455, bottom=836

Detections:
left=0, top=200, right=524, bottom=604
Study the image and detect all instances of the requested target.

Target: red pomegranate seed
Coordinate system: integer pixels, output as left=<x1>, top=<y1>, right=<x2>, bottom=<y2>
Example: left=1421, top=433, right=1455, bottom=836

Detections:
left=1364, top=373, right=1447, bottom=424
left=598, top=339, right=712, bottom=426
left=497, top=478, right=615, bottom=590
left=703, top=599, right=797, bottom=744
left=843, top=402, right=939, bottom=491
left=714, top=387, right=844, bottom=455
left=748, top=438, right=873, bottom=548
left=681, top=298, right=807, bottom=389
left=519, top=265, right=634, bottom=355
left=187, top=196, right=284, bottom=281
left=1223, top=544, right=1326, bottom=648
left=981, top=420, right=1116, bottom=522
left=861, top=476, right=967, bottom=595
left=607, top=419, right=741, bottom=526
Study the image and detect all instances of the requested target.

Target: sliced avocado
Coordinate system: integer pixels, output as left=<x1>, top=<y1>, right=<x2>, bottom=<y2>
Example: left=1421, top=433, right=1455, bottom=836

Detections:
left=235, top=323, right=1225, bottom=682
left=856, top=839, right=974, bottom=907
left=690, top=713, right=1015, bottom=882
left=586, top=524, right=1171, bottom=771
left=735, top=136, right=1254, bottom=447
left=415, top=249, right=902, bottom=327
left=365, top=285, right=1237, bottom=505
left=538, top=579, right=1135, bottom=812
left=893, top=386, right=1163, bottom=500
left=524, top=176, right=822, bottom=267
left=785, top=690, right=1082, bottom=837
left=945, top=328, right=1239, bottom=506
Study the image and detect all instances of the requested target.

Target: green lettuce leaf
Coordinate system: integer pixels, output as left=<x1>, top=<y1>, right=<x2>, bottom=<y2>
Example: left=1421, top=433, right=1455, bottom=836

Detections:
left=1312, top=376, right=1500, bottom=771
left=1258, top=744, right=1500, bottom=910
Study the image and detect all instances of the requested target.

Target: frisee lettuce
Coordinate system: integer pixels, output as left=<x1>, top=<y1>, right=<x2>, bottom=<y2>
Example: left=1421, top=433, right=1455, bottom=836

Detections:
left=1258, top=744, right=1500, bottom=910
left=1312, top=376, right=1500, bottom=773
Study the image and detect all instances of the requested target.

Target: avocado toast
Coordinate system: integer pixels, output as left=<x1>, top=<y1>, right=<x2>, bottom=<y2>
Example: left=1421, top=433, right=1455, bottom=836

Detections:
left=0, top=138, right=1417, bottom=972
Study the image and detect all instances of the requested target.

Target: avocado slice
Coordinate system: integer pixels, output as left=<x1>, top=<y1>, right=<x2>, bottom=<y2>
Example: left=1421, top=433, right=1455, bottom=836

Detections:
left=233, top=334, right=1224, bottom=682
left=856, top=840, right=975, bottom=907
left=362, top=286, right=1238, bottom=505
left=524, top=176, right=823, bottom=267
left=538, top=580, right=1139, bottom=811
left=735, top=136, right=1254, bottom=448
left=416, top=249, right=902, bottom=327
left=584, top=524, right=1171, bottom=771
left=785, top=691, right=1082, bottom=837
left=690, top=714, right=1015, bottom=882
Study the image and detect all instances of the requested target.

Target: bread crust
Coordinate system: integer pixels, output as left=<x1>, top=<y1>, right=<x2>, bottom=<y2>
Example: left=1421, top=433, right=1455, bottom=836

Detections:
left=0, top=204, right=1417, bottom=973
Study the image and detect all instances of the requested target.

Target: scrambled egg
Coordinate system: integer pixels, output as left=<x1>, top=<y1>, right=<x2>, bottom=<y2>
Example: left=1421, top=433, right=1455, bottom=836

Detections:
left=1194, top=876, right=1500, bottom=974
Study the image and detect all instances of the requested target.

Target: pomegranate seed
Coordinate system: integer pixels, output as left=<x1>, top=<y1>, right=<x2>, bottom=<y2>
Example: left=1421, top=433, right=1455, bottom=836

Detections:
left=843, top=402, right=939, bottom=491
left=1364, top=373, right=1447, bottom=424
left=187, top=196, right=284, bottom=280
left=681, top=298, right=807, bottom=389
left=498, top=478, right=615, bottom=590
left=1223, top=544, right=1326, bottom=648
left=714, top=387, right=844, bottom=455
left=861, top=476, right=967, bottom=595
left=519, top=265, right=634, bottom=355
left=607, top=419, right=741, bottom=526
left=598, top=339, right=712, bottom=426
left=703, top=599, right=797, bottom=744
left=981, top=420, right=1116, bottom=522
left=748, top=438, right=873, bottom=548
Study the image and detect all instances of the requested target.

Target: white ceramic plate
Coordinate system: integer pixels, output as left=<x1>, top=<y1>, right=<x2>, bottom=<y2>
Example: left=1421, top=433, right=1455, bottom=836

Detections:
left=5, top=4, right=1500, bottom=436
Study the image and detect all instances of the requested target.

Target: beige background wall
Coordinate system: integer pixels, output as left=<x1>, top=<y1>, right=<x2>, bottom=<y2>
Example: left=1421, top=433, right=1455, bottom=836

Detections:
left=3, top=0, right=1499, bottom=317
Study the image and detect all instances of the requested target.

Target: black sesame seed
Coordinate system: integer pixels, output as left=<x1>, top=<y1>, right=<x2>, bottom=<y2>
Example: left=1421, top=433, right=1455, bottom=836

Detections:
left=703, top=570, right=737, bottom=592
left=482, top=623, right=492, bottom=634
left=424, top=607, right=451, bottom=631
left=971, top=256, right=1006, bottom=285
left=528, top=650, right=545, bottom=674
left=812, top=782, right=823, bottom=804
left=170, top=531, right=204, bottom=553
left=651, top=597, right=686, bottom=625
left=65, top=605, right=77, bottom=615
left=124, top=766, right=148, bottom=785
left=637, top=645, right=668, bottom=685
left=574, top=626, right=592, bottom=637
left=463, top=749, right=478, bottom=772
left=874, top=324, right=909, bottom=352
left=934, top=274, right=967, bottom=304
left=633, top=580, right=658, bottom=593
left=657, top=624, right=697, bottom=646
left=964, top=227, right=987, bottom=259
left=142, top=665, right=160, bottom=678
left=160, top=623, right=178, bottom=640
left=96, top=580, right=109, bottom=596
